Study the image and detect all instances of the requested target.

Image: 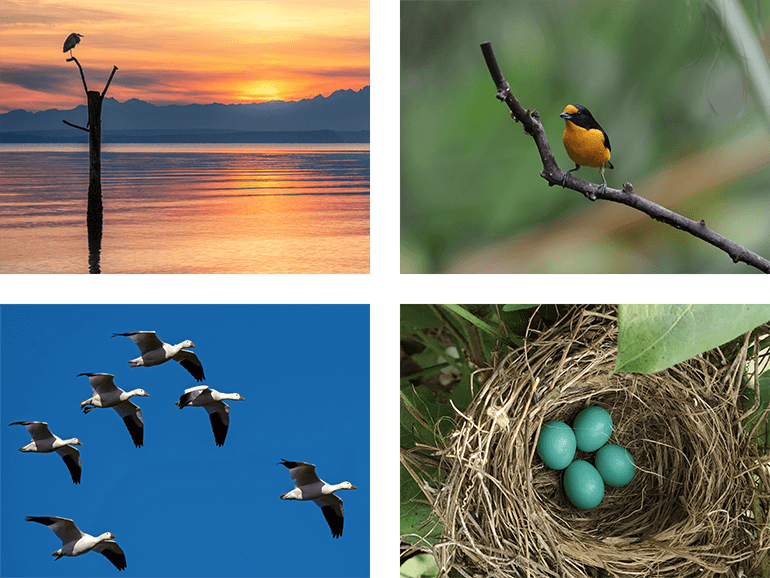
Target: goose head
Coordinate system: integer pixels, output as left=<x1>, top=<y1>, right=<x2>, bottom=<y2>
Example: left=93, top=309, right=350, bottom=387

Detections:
left=339, top=481, right=357, bottom=490
left=181, top=340, right=195, bottom=348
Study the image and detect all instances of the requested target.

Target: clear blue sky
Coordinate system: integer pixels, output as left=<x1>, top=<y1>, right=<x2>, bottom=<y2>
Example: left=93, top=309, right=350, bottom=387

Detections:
left=1, top=305, right=369, bottom=577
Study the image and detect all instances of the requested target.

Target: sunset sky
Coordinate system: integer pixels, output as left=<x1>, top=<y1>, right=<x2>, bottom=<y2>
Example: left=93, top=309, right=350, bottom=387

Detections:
left=0, top=0, right=369, bottom=113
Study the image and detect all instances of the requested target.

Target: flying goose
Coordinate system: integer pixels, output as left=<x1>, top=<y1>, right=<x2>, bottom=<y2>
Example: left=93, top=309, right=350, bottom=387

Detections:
left=279, top=459, right=357, bottom=538
left=9, top=421, right=82, bottom=484
left=26, top=516, right=126, bottom=571
left=175, top=386, right=244, bottom=446
left=111, top=331, right=205, bottom=381
left=77, top=373, right=148, bottom=448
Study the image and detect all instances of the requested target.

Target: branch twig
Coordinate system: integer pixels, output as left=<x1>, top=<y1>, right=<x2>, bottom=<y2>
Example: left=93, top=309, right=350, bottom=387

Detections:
left=102, top=66, right=118, bottom=99
left=62, top=120, right=88, bottom=132
left=480, top=41, right=770, bottom=274
left=67, top=56, right=89, bottom=94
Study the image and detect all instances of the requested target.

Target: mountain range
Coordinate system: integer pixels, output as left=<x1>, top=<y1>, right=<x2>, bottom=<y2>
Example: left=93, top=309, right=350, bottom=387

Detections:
left=0, top=86, right=369, bottom=143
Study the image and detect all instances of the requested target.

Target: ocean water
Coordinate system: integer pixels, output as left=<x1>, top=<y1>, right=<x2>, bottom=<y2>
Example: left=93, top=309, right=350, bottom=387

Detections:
left=0, top=144, right=369, bottom=274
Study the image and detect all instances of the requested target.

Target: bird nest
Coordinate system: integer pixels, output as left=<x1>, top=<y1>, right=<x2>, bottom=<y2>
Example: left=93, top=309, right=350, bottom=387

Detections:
left=425, top=306, right=770, bottom=578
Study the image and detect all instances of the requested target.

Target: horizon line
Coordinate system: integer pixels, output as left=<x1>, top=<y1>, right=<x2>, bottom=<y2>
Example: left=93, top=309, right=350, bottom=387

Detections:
left=1, top=85, right=371, bottom=115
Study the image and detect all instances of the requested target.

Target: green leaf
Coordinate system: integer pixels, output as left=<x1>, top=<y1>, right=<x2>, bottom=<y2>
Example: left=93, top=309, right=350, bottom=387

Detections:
left=398, top=464, right=443, bottom=544
left=615, top=305, right=770, bottom=373
left=400, top=553, right=439, bottom=578
left=502, top=304, right=538, bottom=312
left=440, top=304, right=512, bottom=344
left=401, top=305, right=444, bottom=334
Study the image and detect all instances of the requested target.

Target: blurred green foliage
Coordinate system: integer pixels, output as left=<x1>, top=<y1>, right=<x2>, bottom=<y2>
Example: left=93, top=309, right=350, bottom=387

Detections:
left=401, top=0, right=770, bottom=273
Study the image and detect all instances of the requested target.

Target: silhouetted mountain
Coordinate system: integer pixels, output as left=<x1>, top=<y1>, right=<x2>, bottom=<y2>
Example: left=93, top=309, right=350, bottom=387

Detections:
left=0, top=86, right=369, bottom=138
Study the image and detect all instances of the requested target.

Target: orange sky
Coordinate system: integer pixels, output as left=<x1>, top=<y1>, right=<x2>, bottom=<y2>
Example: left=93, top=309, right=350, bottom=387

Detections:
left=0, top=0, right=369, bottom=113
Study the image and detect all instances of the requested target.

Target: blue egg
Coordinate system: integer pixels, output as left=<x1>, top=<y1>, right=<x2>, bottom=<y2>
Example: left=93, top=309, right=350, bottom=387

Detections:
left=595, top=444, right=635, bottom=487
left=536, top=421, right=576, bottom=470
left=573, top=406, right=613, bottom=452
left=563, top=460, right=604, bottom=509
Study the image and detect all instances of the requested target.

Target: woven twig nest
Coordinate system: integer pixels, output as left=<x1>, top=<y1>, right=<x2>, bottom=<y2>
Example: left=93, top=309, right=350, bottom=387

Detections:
left=430, top=306, right=769, bottom=578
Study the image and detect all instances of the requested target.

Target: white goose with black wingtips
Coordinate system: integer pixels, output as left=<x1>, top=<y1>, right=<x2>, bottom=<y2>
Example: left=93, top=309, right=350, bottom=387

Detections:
left=279, top=459, right=357, bottom=538
left=9, top=421, right=82, bottom=484
left=111, top=331, right=205, bottom=381
left=26, top=516, right=126, bottom=571
left=78, top=373, right=149, bottom=448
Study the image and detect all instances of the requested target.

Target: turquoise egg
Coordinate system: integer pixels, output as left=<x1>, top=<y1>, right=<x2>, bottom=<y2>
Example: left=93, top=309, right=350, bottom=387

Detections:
left=595, top=444, right=635, bottom=487
left=563, top=460, right=604, bottom=509
left=536, top=421, right=576, bottom=470
left=573, top=406, right=613, bottom=452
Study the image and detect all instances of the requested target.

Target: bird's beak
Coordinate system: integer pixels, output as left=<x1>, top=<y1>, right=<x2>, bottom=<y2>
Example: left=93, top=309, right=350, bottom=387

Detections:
left=559, top=112, right=571, bottom=120
left=351, top=484, right=358, bottom=489
left=189, top=342, right=196, bottom=348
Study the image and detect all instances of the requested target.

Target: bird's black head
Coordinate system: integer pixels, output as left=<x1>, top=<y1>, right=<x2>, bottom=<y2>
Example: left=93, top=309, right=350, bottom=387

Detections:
left=559, top=103, right=602, bottom=131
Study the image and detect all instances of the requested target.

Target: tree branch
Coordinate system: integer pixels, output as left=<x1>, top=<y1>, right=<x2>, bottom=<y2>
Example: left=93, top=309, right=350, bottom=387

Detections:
left=102, top=66, right=118, bottom=99
left=67, top=56, right=89, bottom=94
left=480, top=41, right=770, bottom=274
left=62, top=119, right=89, bottom=132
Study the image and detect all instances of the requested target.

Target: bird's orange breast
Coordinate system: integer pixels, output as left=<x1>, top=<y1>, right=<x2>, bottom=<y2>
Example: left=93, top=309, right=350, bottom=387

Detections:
left=562, top=121, right=611, bottom=168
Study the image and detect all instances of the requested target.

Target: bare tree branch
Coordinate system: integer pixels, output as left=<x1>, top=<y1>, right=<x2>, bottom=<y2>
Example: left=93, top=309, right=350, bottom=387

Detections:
left=480, top=41, right=770, bottom=274
left=62, top=120, right=88, bottom=132
left=66, top=56, right=89, bottom=94
left=102, top=66, right=118, bottom=99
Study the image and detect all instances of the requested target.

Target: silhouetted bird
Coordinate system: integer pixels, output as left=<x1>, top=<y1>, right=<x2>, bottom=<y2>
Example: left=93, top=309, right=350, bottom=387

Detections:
left=63, top=33, right=83, bottom=58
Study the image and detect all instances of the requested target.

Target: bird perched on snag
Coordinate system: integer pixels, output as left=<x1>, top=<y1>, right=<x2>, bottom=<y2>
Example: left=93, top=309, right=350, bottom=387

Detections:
left=63, top=33, right=83, bottom=58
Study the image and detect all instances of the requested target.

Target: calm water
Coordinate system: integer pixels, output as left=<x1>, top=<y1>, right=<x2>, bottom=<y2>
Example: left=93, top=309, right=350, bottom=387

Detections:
left=0, top=144, right=369, bottom=273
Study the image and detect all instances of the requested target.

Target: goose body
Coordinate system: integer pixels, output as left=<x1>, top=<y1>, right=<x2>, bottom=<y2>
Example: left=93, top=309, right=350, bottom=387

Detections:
left=112, top=331, right=205, bottom=381
left=279, top=459, right=357, bottom=538
left=9, top=421, right=82, bottom=484
left=26, top=516, right=126, bottom=571
left=78, top=373, right=148, bottom=448
left=175, top=386, right=244, bottom=446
